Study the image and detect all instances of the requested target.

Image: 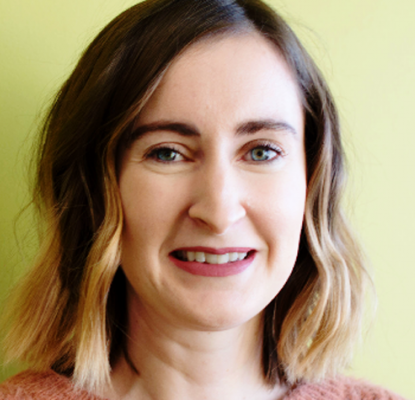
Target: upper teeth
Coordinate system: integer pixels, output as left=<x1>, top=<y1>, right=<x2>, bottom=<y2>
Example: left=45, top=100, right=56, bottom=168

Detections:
left=185, top=251, right=248, bottom=264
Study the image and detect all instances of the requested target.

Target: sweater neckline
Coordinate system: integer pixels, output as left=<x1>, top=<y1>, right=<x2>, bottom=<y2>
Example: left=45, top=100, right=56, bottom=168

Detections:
left=3, top=369, right=393, bottom=400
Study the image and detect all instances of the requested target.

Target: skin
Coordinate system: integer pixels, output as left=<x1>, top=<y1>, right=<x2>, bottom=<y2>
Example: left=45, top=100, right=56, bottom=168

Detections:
left=110, top=31, right=306, bottom=400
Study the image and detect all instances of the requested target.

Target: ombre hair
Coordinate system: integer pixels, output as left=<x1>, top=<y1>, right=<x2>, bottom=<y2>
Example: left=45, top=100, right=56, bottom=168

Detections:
left=2, top=0, right=371, bottom=393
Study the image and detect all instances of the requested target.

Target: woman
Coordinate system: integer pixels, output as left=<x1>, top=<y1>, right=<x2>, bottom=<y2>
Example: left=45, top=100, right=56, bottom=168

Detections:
left=0, top=0, right=406, bottom=399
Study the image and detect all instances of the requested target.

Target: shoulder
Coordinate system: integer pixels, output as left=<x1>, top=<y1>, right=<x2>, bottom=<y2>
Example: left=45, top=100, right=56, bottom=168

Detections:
left=0, top=370, right=104, bottom=400
left=284, top=376, right=407, bottom=400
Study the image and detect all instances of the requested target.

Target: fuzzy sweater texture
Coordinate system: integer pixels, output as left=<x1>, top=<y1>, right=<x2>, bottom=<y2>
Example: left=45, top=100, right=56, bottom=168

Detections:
left=0, top=370, right=407, bottom=400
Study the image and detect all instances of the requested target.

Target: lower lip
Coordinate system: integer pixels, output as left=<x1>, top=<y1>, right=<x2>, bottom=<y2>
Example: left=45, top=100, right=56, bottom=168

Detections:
left=169, top=252, right=256, bottom=277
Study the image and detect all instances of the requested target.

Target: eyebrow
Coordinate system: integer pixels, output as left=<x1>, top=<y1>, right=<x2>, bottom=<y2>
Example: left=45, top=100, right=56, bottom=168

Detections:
left=132, top=119, right=298, bottom=139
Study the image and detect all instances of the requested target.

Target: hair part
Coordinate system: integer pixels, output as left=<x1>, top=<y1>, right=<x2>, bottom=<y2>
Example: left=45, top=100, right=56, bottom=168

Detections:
left=2, top=0, right=372, bottom=392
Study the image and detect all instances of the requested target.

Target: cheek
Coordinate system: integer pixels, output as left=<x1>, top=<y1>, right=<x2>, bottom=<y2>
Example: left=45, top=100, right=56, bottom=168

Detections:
left=247, top=171, right=306, bottom=260
left=249, top=169, right=306, bottom=222
left=119, top=171, right=183, bottom=295
left=253, top=181, right=306, bottom=303
left=119, top=171, right=189, bottom=254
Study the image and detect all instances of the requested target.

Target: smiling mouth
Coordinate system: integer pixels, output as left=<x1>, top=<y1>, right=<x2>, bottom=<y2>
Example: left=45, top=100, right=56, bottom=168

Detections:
left=169, top=248, right=256, bottom=277
left=171, top=250, right=254, bottom=265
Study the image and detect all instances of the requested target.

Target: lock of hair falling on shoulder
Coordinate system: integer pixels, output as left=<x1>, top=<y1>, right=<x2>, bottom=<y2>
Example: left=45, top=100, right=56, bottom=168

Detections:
left=1, top=0, right=372, bottom=394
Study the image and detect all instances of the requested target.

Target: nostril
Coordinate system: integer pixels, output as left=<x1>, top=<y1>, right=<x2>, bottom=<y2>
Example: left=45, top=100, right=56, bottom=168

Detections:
left=187, top=202, right=247, bottom=235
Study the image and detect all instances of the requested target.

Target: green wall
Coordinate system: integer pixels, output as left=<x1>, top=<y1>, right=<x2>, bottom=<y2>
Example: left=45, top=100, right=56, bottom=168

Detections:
left=0, top=1, right=414, bottom=398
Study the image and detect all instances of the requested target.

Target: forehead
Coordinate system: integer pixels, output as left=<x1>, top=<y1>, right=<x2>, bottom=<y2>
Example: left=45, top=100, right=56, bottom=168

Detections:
left=136, top=31, right=303, bottom=133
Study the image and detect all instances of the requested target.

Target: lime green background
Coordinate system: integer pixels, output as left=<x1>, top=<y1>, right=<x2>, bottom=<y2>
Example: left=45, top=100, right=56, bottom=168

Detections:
left=0, top=0, right=414, bottom=398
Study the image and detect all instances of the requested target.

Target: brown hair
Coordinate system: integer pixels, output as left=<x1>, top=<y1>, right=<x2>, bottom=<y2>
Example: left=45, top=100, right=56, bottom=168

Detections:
left=3, top=0, right=371, bottom=392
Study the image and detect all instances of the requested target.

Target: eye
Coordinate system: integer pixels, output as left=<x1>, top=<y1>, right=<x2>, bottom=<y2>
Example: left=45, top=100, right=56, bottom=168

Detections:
left=245, top=143, right=283, bottom=162
left=146, top=146, right=185, bottom=162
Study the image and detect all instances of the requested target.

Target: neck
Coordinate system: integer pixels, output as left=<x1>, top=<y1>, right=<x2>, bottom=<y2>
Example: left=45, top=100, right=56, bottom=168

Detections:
left=108, top=293, right=286, bottom=400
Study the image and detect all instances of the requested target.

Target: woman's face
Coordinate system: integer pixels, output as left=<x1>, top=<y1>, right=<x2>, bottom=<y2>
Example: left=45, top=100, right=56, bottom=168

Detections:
left=119, top=32, right=306, bottom=330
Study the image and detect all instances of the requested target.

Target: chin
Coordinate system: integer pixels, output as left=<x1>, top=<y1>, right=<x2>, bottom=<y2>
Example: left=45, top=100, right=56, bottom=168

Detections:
left=164, top=285, right=276, bottom=332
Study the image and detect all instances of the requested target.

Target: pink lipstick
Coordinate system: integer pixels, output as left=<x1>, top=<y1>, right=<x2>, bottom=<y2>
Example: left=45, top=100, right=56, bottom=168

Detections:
left=169, top=247, right=256, bottom=277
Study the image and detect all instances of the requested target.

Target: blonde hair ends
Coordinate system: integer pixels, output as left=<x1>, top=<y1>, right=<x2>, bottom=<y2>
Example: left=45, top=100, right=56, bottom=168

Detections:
left=2, top=0, right=373, bottom=392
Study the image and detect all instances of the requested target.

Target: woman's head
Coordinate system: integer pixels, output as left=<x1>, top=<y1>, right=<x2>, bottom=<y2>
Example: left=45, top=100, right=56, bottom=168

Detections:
left=3, top=0, right=369, bottom=392
left=119, top=29, right=306, bottom=344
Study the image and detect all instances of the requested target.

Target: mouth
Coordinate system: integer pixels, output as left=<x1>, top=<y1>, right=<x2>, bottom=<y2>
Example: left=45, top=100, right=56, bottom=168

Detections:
left=169, top=247, right=256, bottom=277
left=171, top=249, right=253, bottom=264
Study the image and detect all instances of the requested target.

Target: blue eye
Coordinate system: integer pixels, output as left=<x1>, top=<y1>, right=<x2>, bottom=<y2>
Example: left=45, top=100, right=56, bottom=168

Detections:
left=147, top=147, right=183, bottom=162
left=249, top=146, right=278, bottom=161
left=156, top=148, right=178, bottom=161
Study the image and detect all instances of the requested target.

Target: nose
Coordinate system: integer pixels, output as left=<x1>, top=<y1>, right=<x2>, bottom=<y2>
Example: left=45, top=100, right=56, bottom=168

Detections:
left=188, top=160, right=246, bottom=234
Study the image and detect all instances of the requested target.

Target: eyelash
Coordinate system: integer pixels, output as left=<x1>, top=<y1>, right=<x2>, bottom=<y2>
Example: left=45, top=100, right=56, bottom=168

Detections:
left=145, top=145, right=185, bottom=163
left=144, top=141, right=285, bottom=163
left=243, top=141, right=284, bottom=163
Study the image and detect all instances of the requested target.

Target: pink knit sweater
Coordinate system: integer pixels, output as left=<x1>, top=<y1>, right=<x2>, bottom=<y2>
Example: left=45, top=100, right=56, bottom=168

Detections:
left=0, top=370, right=407, bottom=400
